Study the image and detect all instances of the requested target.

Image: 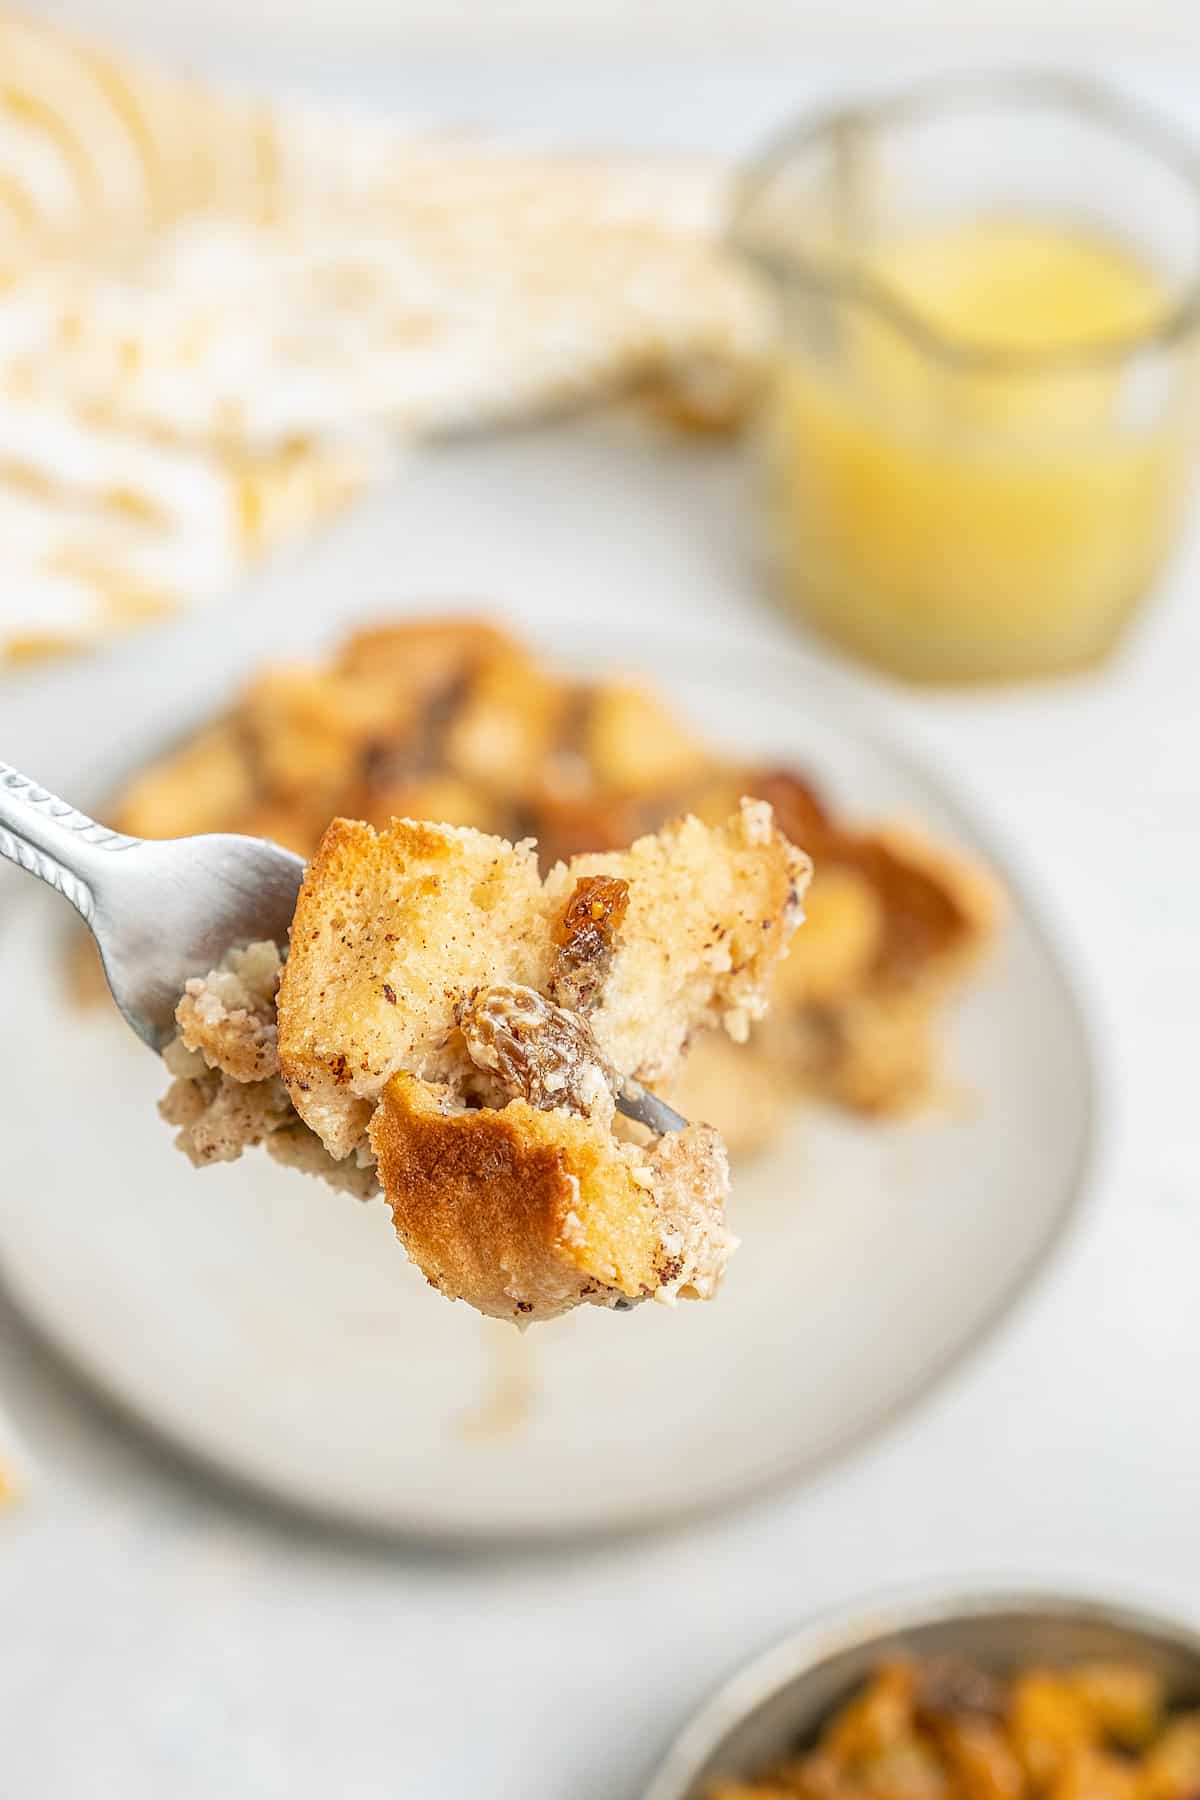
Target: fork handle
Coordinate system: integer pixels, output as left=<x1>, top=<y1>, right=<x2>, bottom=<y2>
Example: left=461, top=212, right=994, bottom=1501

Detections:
left=0, top=762, right=139, bottom=926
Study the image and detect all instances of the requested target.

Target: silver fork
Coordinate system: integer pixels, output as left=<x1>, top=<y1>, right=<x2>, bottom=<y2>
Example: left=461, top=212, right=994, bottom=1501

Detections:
left=0, top=761, right=687, bottom=1133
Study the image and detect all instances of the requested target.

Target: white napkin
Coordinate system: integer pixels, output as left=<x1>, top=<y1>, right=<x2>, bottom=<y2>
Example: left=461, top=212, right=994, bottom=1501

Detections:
left=0, top=10, right=766, bottom=660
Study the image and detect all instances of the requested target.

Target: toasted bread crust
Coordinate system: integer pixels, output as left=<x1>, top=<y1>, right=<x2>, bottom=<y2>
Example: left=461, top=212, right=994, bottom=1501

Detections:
left=370, top=1073, right=666, bottom=1320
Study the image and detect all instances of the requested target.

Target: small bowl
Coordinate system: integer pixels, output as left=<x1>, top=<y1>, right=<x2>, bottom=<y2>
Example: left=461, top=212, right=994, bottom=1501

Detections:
left=645, top=1589, right=1200, bottom=1800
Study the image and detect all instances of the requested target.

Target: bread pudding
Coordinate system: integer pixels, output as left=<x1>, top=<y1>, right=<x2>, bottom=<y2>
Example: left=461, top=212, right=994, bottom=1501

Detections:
left=712, top=1656, right=1200, bottom=1800
left=97, top=616, right=998, bottom=1159
left=160, top=802, right=808, bottom=1320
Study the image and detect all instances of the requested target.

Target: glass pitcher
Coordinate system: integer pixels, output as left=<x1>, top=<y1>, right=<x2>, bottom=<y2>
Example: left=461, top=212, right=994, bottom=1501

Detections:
left=733, top=74, right=1200, bottom=682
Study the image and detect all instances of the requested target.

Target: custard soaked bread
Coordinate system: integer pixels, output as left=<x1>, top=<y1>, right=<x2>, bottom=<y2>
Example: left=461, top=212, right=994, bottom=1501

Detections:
left=111, top=614, right=997, bottom=1149
left=279, top=803, right=803, bottom=1148
left=162, top=801, right=809, bottom=1320
left=278, top=803, right=806, bottom=1319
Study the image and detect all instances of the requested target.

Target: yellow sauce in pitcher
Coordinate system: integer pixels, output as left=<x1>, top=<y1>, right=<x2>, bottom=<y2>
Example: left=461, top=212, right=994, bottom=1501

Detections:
left=762, top=218, right=1197, bottom=680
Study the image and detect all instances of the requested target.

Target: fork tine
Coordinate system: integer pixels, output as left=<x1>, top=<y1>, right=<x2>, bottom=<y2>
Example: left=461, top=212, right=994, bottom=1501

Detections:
left=614, top=1077, right=688, bottom=1136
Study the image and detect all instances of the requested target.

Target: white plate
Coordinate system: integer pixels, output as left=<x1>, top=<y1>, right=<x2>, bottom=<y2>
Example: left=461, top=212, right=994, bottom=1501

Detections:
left=0, top=645, right=1095, bottom=1539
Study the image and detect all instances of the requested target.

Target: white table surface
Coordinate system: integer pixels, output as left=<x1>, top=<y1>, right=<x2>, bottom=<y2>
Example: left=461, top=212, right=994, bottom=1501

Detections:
left=2, top=57, right=1200, bottom=1800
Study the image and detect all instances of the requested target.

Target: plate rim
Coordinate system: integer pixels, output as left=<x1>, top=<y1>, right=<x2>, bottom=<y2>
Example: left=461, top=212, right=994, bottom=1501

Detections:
left=0, top=627, right=1103, bottom=1542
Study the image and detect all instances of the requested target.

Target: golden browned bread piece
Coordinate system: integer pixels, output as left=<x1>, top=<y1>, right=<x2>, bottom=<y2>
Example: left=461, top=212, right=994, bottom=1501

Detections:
left=778, top=821, right=1000, bottom=1115
left=689, top=768, right=1002, bottom=1120
left=277, top=816, right=548, bottom=1159
left=275, top=801, right=808, bottom=1319
left=581, top=680, right=712, bottom=796
left=371, top=1075, right=730, bottom=1319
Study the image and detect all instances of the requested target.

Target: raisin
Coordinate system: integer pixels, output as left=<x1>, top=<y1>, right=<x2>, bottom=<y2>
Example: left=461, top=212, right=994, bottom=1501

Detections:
left=549, top=875, right=630, bottom=1013
left=458, top=984, right=612, bottom=1117
left=914, top=1658, right=1008, bottom=1726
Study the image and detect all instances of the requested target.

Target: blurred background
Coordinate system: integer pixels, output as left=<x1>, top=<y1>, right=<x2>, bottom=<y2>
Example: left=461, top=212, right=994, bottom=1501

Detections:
left=27, top=0, right=1200, bottom=59
left=1, top=2, right=1198, bottom=1797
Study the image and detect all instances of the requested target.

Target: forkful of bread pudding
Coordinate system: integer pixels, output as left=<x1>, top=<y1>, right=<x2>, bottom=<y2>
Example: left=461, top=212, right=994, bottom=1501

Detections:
left=1, top=760, right=808, bottom=1321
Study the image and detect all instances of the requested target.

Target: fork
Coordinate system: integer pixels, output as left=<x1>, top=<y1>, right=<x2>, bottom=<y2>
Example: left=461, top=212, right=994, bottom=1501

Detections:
left=0, top=761, right=687, bottom=1134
